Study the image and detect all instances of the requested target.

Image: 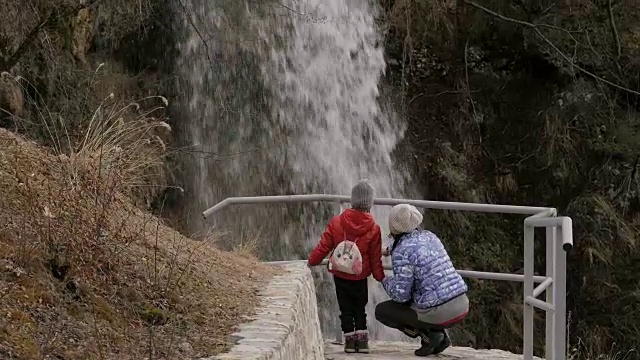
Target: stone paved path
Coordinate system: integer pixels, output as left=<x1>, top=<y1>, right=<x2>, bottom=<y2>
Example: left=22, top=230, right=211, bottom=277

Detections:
left=324, top=341, right=542, bottom=359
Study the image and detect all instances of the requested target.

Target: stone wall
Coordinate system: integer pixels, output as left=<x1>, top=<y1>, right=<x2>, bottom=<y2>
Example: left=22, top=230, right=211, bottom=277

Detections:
left=203, top=261, right=324, bottom=360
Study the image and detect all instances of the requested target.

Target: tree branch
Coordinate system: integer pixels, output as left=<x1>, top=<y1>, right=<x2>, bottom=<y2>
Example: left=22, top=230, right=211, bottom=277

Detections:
left=0, top=0, right=103, bottom=71
left=247, top=0, right=308, bottom=16
left=0, top=16, right=49, bottom=71
left=464, top=0, right=640, bottom=96
left=607, top=0, right=622, bottom=61
left=176, top=0, right=216, bottom=72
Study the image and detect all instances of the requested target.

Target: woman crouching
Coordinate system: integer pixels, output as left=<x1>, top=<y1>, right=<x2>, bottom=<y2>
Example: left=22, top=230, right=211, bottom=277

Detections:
left=376, top=204, right=469, bottom=357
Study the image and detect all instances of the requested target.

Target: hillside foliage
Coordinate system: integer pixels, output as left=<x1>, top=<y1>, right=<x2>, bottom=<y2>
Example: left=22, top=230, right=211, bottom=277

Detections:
left=0, top=1, right=274, bottom=359
left=382, top=0, right=640, bottom=357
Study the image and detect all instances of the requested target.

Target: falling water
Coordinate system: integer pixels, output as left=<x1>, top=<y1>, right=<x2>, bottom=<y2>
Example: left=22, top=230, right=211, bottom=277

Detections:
left=176, top=0, right=414, bottom=341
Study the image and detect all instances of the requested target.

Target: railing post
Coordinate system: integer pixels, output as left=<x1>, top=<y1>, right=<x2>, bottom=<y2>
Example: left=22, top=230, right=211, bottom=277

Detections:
left=334, top=325, right=343, bottom=345
left=334, top=200, right=345, bottom=345
left=553, top=226, right=567, bottom=360
left=523, top=222, right=535, bottom=360
left=545, top=227, right=556, bottom=359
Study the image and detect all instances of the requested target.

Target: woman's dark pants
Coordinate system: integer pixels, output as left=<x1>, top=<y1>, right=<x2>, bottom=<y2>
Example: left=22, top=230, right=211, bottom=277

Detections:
left=375, top=300, right=442, bottom=338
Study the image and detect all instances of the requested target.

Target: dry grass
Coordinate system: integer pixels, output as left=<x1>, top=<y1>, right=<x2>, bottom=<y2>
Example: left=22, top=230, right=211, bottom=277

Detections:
left=381, top=0, right=455, bottom=50
left=569, top=341, right=637, bottom=360
left=567, top=313, right=637, bottom=360
left=3, top=69, right=173, bottom=207
left=230, top=226, right=264, bottom=260
left=65, top=91, right=171, bottom=206
left=0, top=124, right=277, bottom=359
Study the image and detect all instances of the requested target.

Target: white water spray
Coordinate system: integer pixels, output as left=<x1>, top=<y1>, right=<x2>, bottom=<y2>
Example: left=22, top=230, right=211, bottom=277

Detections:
left=177, top=0, right=413, bottom=341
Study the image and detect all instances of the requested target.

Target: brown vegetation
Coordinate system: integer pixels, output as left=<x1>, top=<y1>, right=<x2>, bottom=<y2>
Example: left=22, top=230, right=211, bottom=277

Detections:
left=0, top=1, right=278, bottom=359
left=0, top=116, right=274, bottom=358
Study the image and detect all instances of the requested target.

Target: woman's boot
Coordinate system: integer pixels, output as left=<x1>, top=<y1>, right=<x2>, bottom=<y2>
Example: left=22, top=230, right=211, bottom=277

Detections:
left=432, top=330, right=451, bottom=354
left=414, top=330, right=445, bottom=357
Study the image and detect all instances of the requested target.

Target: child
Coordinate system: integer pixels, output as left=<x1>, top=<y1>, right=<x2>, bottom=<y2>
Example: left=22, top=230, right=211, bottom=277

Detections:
left=308, top=180, right=385, bottom=354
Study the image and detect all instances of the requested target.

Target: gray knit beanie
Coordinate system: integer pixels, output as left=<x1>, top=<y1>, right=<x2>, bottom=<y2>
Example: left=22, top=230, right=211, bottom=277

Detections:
left=389, top=204, right=423, bottom=235
left=351, top=180, right=374, bottom=211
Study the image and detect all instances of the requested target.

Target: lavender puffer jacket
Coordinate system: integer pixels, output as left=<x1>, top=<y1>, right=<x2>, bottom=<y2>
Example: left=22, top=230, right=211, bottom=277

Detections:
left=382, top=229, right=467, bottom=309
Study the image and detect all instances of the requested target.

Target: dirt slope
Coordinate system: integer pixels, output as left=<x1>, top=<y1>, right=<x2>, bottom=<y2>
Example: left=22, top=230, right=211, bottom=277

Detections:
left=0, top=128, right=276, bottom=359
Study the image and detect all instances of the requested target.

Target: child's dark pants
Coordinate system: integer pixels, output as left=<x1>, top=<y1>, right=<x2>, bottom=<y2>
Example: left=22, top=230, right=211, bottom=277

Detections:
left=334, top=275, right=368, bottom=333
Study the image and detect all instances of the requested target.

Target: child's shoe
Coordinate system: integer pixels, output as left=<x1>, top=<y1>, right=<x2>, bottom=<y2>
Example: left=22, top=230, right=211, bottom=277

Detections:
left=355, top=330, right=369, bottom=353
left=343, top=332, right=357, bottom=353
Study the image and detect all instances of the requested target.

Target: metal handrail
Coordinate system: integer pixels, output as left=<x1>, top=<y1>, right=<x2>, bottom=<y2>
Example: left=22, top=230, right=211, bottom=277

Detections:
left=202, top=194, right=573, bottom=360
left=267, top=259, right=550, bottom=283
left=202, top=194, right=555, bottom=218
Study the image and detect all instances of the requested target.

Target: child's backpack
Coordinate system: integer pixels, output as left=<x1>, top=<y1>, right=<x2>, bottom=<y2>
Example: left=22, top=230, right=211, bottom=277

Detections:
left=328, top=224, right=363, bottom=275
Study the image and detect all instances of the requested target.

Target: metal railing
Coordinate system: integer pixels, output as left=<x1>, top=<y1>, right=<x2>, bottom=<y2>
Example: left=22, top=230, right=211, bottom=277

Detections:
left=202, top=194, right=573, bottom=360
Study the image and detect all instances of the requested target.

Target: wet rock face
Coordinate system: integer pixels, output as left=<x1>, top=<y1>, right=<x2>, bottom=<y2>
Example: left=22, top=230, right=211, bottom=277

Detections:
left=0, top=75, right=23, bottom=119
left=72, top=7, right=94, bottom=66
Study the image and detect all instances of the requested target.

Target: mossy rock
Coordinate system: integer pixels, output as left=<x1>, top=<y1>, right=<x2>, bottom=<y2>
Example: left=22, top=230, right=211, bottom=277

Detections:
left=136, top=305, right=169, bottom=326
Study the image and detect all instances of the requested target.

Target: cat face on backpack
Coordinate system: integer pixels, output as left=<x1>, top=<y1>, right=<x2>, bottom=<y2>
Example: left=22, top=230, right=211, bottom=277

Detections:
left=336, top=250, right=353, bottom=262
left=329, top=240, right=363, bottom=275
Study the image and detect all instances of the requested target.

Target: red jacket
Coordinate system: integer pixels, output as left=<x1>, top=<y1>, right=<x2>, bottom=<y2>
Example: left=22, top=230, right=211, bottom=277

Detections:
left=308, top=208, right=385, bottom=281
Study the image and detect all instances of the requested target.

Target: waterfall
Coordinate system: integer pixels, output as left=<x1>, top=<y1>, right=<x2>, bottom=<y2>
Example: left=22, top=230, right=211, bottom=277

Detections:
left=175, top=0, right=413, bottom=341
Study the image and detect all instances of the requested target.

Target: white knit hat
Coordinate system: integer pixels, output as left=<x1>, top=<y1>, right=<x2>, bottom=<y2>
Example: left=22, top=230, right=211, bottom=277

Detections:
left=389, top=204, right=423, bottom=235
